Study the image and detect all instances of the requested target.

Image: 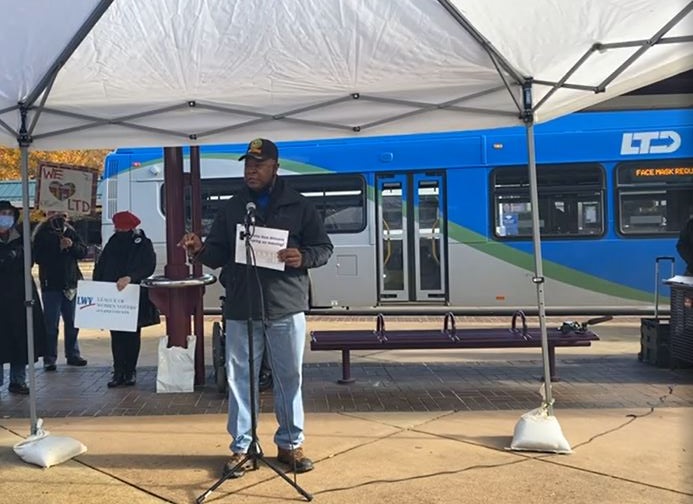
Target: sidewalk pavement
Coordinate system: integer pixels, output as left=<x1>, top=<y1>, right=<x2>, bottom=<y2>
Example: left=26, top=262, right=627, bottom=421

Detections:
left=1, top=408, right=691, bottom=503
left=1, top=316, right=692, bottom=503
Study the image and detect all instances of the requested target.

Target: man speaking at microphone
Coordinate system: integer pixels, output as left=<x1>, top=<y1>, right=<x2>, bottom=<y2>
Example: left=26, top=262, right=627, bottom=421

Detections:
left=179, top=138, right=333, bottom=477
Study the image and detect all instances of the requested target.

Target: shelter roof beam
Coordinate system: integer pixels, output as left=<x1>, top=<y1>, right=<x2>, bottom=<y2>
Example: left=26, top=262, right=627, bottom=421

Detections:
left=533, top=46, right=597, bottom=112
left=486, top=53, right=523, bottom=114
left=195, top=95, right=352, bottom=120
left=532, top=80, right=598, bottom=92
left=596, top=1, right=693, bottom=92
left=28, top=72, right=58, bottom=137
left=0, top=117, right=17, bottom=138
left=31, top=108, right=190, bottom=141
left=359, top=85, right=505, bottom=109
left=30, top=104, right=191, bottom=140
left=600, top=35, right=693, bottom=49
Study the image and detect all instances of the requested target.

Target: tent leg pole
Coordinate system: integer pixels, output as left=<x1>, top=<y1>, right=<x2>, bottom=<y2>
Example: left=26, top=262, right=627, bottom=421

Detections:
left=19, top=138, right=39, bottom=435
left=523, top=90, right=554, bottom=415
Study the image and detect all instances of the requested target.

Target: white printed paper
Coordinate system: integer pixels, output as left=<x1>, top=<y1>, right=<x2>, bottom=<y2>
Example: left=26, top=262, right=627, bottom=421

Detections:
left=235, top=224, right=289, bottom=271
left=74, top=280, right=141, bottom=332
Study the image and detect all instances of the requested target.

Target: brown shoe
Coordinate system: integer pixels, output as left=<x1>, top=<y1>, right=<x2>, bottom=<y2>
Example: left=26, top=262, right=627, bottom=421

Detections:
left=277, top=446, right=314, bottom=473
left=222, top=452, right=250, bottom=478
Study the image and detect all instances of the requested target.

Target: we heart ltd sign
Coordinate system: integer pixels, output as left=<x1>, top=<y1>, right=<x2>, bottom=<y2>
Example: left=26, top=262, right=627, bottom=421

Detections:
left=48, top=181, right=76, bottom=201
left=36, top=163, right=97, bottom=216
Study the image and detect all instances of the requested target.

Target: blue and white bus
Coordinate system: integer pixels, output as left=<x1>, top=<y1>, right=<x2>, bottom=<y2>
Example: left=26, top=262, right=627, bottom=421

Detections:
left=101, top=108, right=693, bottom=314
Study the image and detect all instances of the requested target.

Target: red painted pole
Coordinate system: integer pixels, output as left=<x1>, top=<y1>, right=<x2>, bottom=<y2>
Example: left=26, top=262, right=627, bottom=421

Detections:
left=161, top=147, right=191, bottom=347
left=147, top=146, right=211, bottom=388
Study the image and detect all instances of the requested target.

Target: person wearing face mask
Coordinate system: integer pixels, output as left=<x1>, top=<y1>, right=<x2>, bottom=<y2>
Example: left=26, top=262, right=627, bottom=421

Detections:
left=32, top=212, right=88, bottom=370
left=92, top=210, right=160, bottom=387
left=0, top=201, right=46, bottom=395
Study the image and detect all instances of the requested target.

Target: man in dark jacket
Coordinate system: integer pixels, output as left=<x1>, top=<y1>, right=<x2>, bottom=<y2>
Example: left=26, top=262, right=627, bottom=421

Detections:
left=179, top=138, right=333, bottom=477
left=33, top=212, right=88, bottom=370
left=677, top=216, right=693, bottom=275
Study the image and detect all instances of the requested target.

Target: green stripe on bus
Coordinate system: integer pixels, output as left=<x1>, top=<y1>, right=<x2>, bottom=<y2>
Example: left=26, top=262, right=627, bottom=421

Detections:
left=448, top=222, right=656, bottom=303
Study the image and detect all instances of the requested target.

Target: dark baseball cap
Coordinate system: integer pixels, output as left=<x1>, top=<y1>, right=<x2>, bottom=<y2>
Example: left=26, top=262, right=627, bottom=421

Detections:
left=238, top=138, right=279, bottom=161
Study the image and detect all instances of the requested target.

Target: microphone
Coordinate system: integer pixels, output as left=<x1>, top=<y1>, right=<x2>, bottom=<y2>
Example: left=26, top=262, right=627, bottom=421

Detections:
left=245, top=201, right=256, bottom=227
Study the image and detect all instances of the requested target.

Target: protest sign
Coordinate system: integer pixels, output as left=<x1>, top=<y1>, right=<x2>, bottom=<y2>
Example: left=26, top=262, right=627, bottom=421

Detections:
left=36, top=163, right=97, bottom=216
left=74, top=280, right=140, bottom=332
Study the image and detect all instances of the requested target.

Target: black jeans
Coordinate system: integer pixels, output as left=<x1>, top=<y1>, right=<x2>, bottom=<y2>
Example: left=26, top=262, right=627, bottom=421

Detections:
left=110, top=329, right=141, bottom=375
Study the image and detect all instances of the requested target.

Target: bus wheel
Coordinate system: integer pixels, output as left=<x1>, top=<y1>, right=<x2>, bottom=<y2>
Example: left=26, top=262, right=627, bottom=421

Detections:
left=212, top=321, right=227, bottom=394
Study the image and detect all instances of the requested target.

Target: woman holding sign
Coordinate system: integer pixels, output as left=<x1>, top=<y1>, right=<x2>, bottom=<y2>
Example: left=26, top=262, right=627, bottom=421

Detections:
left=93, top=211, right=159, bottom=388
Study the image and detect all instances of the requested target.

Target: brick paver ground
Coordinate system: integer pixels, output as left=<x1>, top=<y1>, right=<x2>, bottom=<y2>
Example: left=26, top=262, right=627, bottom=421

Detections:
left=2, top=356, right=691, bottom=419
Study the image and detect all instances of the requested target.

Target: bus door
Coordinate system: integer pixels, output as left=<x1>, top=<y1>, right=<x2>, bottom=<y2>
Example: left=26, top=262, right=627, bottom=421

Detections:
left=376, top=172, right=447, bottom=303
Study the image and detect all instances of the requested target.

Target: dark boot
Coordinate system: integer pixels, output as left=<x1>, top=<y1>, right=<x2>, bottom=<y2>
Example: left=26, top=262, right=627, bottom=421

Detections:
left=66, top=356, right=88, bottom=366
left=107, top=372, right=125, bottom=388
left=122, top=371, right=137, bottom=387
left=8, top=382, right=30, bottom=395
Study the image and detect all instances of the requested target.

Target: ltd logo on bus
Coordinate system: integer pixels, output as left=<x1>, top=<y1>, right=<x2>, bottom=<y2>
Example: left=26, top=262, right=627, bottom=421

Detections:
left=620, top=131, right=681, bottom=155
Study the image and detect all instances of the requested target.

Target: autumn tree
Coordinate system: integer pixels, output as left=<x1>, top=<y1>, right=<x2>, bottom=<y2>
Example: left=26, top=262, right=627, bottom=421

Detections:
left=0, top=147, right=110, bottom=180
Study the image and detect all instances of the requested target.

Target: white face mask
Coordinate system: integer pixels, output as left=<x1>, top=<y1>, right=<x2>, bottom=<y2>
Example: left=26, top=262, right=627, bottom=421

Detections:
left=0, top=215, right=15, bottom=229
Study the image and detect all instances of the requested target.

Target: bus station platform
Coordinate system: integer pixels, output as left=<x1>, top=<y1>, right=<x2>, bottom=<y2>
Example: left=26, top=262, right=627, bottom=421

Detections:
left=1, top=316, right=692, bottom=503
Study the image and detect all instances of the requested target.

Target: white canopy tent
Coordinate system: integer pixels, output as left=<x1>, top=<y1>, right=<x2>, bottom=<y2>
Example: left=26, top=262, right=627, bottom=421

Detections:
left=1, top=1, right=692, bottom=148
left=1, top=0, right=692, bottom=437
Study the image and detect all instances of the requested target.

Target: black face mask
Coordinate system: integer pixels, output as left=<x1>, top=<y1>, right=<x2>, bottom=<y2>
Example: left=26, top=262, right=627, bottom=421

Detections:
left=51, top=217, right=65, bottom=231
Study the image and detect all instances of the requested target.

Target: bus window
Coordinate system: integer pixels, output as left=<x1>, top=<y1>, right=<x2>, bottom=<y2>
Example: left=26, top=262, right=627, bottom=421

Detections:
left=492, top=164, right=605, bottom=239
left=286, top=174, right=366, bottom=234
left=161, top=173, right=367, bottom=235
left=616, top=160, right=693, bottom=236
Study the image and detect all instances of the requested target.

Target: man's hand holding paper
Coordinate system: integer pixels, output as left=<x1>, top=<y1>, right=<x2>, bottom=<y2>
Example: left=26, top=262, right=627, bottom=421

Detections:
left=235, top=224, right=289, bottom=271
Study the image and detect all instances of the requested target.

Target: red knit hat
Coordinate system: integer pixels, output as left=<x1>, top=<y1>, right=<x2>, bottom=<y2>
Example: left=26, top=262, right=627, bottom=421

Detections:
left=112, top=210, right=141, bottom=231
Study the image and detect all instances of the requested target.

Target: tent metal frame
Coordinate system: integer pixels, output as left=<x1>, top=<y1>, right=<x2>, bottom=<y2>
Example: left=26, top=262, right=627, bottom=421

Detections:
left=8, top=0, right=693, bottom=433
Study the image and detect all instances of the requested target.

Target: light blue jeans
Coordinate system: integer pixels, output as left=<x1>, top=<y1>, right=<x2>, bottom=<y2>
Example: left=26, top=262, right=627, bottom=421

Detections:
left=0, top=363, right=27, bottom=387
left=226, top=312, right=306, bottom=454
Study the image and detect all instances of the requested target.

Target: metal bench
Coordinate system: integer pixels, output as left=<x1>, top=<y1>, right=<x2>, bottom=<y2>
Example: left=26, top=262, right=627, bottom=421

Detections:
left=310, top=312, right=608, bottom=383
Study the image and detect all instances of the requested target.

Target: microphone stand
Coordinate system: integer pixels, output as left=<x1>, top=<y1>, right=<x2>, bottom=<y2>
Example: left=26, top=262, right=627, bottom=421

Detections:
left=197, top=211, right=312, bottom=503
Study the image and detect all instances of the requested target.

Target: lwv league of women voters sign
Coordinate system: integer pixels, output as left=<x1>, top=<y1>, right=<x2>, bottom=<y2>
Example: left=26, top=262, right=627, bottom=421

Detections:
left=35, top=162, right=97, bottom=215
left=74, top=280, right=141, bottom=332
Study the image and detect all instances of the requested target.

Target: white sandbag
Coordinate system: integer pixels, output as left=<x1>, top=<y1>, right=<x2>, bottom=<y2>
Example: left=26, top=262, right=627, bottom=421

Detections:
left=156, top=335, right=196, bottom=393
left=13, top=420, right=87, bottom=468
left=509, top=405, right=572, bottom=454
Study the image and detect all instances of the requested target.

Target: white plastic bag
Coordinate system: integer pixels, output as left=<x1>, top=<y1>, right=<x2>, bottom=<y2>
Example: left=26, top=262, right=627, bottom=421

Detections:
left=156, top=335, right=196, bottom=393
left=13, top=419, right=87, bottom=468
left=509, top=404, right=572, bottom=454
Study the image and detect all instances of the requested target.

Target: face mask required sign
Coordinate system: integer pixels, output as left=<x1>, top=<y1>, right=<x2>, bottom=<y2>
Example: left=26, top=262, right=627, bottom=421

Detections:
left=74, top=280, right=141, bottom=332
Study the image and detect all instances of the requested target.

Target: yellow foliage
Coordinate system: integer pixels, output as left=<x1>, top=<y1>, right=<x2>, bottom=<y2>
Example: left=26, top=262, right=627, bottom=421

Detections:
left=0, top=147, right=110, bottom=180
